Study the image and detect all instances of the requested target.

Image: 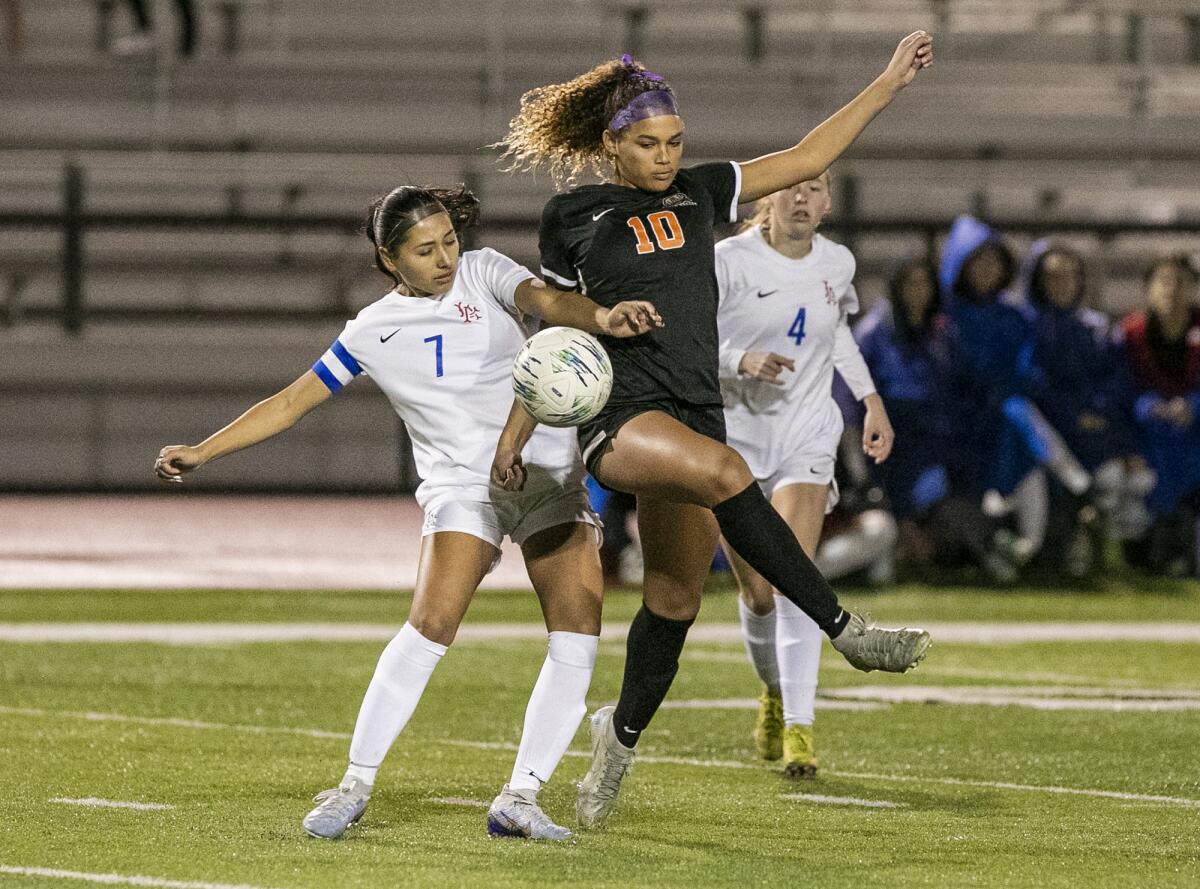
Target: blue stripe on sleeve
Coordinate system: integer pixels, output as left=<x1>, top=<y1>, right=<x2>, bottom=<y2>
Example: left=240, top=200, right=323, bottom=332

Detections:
left=330, top=340, right=362, bottom=377
left=312, top=361, right=343, bottom=393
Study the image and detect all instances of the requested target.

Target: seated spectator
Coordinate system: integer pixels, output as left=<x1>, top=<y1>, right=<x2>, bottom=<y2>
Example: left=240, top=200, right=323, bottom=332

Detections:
left=1116, top=253, right=1200, bottom=576
left=856, top=258, right=1017, bottom=582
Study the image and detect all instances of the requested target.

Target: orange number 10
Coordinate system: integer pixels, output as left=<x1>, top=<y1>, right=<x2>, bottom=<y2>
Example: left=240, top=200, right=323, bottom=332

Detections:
left=627, top=210, right=685, bottom=255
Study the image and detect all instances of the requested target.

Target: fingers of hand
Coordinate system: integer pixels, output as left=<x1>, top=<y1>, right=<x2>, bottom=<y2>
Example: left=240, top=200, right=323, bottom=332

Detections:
left=775, top=355, right=796, bottom=371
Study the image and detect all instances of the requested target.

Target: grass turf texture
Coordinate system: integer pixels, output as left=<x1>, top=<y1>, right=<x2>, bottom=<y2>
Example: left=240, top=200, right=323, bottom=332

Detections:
left=2, top=582, right=1199, bottom=888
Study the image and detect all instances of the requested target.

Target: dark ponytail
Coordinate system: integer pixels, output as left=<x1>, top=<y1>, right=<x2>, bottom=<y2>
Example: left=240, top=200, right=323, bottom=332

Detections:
left=364, top=184, right=481, bottom=284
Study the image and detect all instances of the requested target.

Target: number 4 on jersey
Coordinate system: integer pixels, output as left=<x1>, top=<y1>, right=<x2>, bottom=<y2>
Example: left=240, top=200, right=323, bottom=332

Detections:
left=788, top=308, right=807, bottom=345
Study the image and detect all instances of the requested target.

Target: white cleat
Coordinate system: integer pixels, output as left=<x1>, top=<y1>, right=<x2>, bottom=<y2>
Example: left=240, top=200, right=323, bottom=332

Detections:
left=486, top=784, right=572, bottom=840
left=830, top=610, right=931, bottom=673
left=301, top=777, right=371, bottom=839
left=576, top=705, right=635, bottom=829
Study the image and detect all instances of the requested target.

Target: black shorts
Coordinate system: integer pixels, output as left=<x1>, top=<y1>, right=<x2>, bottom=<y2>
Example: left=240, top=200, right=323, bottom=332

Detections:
left=577, top=398, right=727, bottom=477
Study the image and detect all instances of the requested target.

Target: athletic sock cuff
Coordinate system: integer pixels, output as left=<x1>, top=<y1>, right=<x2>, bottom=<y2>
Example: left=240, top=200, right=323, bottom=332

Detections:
left=396, top=622, right=449, bottom=668
left=547, top=631, right=599, bottom=669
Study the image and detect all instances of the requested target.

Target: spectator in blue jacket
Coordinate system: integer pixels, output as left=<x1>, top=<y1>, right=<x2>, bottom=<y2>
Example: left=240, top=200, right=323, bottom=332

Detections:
left=857, top=258, right=1017, bottom=582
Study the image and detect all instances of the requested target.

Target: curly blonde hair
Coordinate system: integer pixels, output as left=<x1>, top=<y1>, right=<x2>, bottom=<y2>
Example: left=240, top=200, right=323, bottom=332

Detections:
left=492, top=57, right=675, bottom=188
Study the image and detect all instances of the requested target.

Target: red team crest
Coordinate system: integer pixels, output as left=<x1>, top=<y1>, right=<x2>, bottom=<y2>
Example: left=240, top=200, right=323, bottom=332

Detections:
left=455, top=302, right=483, bottom=323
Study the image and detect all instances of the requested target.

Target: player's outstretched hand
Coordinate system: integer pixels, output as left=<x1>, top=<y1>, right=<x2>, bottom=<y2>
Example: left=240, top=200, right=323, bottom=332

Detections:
left=862, top=396, right=895, bottom=464
left=155, top=445, right=204, bottom=483
left=491, top=444, right=527, bottom=492
left=880, top=30, right=933, bottom=93
left=603, top=300, right=664, bottom=338
left=738, top=351, right=795, bottom=385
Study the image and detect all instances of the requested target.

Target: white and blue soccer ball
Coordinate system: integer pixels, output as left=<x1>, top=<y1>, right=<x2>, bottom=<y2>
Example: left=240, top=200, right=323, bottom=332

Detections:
left=512, top=327, right=613, bottom=427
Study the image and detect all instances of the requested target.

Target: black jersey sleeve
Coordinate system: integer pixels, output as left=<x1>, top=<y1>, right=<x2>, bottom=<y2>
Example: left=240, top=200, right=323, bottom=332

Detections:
left=537, top=198, right=581, bottom=291
left=683, top=161, right=743, bottom=225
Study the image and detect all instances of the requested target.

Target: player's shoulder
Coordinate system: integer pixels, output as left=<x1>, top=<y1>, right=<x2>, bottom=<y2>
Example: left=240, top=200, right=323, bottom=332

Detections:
left=543, top=186, right=610, bottom=222
left=815, top=234, right=856, bottom=270
left=715, top=226, right=761, bottom=258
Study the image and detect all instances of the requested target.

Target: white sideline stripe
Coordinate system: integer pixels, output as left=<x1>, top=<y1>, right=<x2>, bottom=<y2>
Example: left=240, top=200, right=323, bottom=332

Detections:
left=781, top=793, right=902, bottom=809
left=4, top=621, right=1200, bottom=645
left=0, top=865, right=285, bottom=889
left=7, top=706, right=1200, bottom=809
left=48, top=798, right=175, bottom=811
left=661, top=698, right=888, bottom=712
left=428, top=797, right=488, bottom=808
left=823, top=685, right=1200, bottom=711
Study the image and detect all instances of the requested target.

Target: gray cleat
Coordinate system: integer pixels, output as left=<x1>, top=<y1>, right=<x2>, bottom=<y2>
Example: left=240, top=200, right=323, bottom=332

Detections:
left=575, top=705, right=635, bottom=828
left=830, top=610, right=931, bottom=673
left=301, top=777, right=371, bottom=839
left=486, top=784, right=572, bottom=840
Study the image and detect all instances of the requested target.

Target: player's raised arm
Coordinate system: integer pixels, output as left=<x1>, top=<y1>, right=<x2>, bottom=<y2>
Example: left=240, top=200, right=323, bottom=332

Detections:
left=739, top=31, right=933, bottom=203
left=154, top=371, right=331, bottom=482
left=514, top=278, right=663, bottom=338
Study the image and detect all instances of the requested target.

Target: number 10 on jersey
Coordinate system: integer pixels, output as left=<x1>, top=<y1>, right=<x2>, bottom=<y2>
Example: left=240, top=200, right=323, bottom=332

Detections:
left=627, top=211, right=685, bottom=255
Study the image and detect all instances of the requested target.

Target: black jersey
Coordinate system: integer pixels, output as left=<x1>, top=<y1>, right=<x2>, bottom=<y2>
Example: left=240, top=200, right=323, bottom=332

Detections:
left=539, top=162, right=742, bottom=407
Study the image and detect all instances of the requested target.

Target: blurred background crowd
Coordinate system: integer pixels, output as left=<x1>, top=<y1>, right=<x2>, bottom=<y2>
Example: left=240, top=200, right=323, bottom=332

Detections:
left=2, top=1, right=1199, bottom=588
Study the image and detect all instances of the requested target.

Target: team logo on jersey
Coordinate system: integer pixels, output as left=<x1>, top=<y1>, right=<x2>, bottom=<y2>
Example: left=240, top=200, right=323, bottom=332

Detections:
left=455, top=302, right=483, bottom=324
left=662, top=193, right=697, bottom=209
left=824, top=280, right=837, bottom=305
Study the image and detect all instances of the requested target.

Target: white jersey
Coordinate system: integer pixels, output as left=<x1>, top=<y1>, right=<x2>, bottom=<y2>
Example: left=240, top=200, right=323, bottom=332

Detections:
left=311, top=248, right=583, bottom=505
left=715, top=228, right=875, bottom=474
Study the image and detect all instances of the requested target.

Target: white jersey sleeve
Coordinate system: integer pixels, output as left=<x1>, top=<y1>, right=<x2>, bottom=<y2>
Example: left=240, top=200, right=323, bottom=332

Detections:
left=311, top=325, right=365, bottom=394
left=832, top=320, right=876, bottom=400
left=715, top=239, right=748, bottom=381
left=461, top=246, right=536, bottom=316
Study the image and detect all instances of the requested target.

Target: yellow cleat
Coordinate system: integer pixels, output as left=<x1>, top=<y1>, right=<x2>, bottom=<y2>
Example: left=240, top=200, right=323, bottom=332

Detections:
left=782, top=724, right=818, bottom=779
left=752, top=685, right=783, bottom=761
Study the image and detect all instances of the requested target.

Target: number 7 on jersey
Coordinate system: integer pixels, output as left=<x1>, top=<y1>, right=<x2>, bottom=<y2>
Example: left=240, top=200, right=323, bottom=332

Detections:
left=423, top=334, right=444, bottom=377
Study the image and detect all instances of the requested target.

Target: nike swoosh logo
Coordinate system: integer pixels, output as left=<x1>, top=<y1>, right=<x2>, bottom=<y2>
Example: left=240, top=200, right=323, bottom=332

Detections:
left=380, top=328, right=401, bottom=343
left=756, top=290, right=778, bottom=299
left=592, top=208, right=615, bottom=221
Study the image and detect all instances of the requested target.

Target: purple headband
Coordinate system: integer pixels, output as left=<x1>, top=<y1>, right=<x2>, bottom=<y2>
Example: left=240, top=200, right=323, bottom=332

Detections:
left=608, top=54, right=677, bottom=132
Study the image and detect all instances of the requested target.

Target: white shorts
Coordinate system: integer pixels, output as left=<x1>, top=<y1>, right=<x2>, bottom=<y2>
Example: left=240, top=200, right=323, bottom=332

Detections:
left=421, top=480, right=599, bottom=551
left=728, top=403, right=842, bottom=511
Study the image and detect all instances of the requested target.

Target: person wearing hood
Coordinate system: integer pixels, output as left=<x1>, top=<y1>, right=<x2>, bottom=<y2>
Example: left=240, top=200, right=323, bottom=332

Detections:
left=1022, top=243, right=1151, bottom=573
left=856, top=258, right=1018, bottom=582
left=1115, top=253, right=1200, bottom=576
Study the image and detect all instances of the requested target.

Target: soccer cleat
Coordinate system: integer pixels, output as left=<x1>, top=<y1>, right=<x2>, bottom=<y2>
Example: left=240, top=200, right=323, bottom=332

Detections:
left=486, top=784, right=572, bottom=840
left=830, top=610, right=930, bottom=673
left=301, top=777, right=371, bottom=839
left=781, top=724, right=818, bottom=780
left=752, top=685, right=783, bottom=761
left=576, top=705, right=636, bottom=828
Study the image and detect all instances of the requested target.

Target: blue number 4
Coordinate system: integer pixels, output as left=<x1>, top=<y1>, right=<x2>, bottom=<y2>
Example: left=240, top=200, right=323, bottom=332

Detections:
left=788, top=308, right=807, bottom=345
left=423, top=334, right=444, bottom=377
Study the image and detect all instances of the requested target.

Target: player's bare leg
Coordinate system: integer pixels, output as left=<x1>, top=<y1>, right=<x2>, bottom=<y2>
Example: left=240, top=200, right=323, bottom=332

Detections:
left=577, top=498, right=716, bottom=827
left=597, top=411, right=929, bottom=672
left=304, top=532, right=494, bottom=839
left=489, top=522, right=604, bottom=840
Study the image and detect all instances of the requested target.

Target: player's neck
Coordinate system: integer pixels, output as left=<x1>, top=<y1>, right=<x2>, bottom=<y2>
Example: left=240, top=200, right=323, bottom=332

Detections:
left=764, top=225, right=815, bottom=261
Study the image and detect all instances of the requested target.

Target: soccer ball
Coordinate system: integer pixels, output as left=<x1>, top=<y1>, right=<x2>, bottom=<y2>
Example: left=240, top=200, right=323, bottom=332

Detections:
left=512, top=327, right=613, bottom=427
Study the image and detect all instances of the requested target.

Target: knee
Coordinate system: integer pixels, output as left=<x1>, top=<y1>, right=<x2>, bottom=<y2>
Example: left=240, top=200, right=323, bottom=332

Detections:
left=739, top=581, right=775, bottom=615
left=704, top=447, right=754, bottom=505
left=406, top=613, right=459, bottom=647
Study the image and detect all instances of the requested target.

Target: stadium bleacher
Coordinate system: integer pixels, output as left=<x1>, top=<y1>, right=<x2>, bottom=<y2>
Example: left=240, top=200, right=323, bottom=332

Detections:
left=2, top=0, right=1199, bottom=490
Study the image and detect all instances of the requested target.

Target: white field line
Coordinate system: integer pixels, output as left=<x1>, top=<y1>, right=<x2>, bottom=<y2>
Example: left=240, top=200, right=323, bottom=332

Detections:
left=780, top=793, right=903, bottom=809
left=7, top=705, right=1200, bottom=809
left=48, top=798, right=175, bottom=811
left=0, top=865, right=285, bottom=889
left=823, top=685, right=1200, bottom=711
left=660, top=698, right=887, bottom=712
left=427, top=797, right=488, bottom=808
left=4, top=621, right=1200, bottom=645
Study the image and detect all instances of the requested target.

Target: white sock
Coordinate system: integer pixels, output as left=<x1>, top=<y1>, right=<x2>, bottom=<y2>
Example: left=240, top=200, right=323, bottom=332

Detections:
left=774, top=593, right=822, bottom=727
left=345, top=622, right=448, bottom=785
left=738, top=596, right=780, bottom=694
left=508, top=631, right=599, bottom=792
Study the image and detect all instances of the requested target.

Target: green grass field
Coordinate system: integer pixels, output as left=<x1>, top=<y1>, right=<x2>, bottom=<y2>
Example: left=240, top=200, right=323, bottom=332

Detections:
left=3, top=579, right=1199, bottom=889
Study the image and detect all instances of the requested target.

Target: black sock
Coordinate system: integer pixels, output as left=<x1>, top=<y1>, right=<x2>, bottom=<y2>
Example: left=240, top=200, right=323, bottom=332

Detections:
left=713, top=483, right=849, bottom=638
left=611, top=605, right=693, bottom=748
